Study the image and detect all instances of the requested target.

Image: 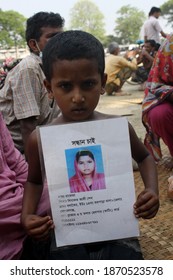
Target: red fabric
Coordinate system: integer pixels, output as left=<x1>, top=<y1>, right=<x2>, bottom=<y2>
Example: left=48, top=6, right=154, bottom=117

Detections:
left=142, top=34, right=173, bottom=161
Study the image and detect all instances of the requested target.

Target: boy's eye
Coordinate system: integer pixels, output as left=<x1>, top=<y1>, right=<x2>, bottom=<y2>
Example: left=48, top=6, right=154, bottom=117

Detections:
left=82, top=80, right=96, bottom=89
left=59, top=82, right=72, bottom=91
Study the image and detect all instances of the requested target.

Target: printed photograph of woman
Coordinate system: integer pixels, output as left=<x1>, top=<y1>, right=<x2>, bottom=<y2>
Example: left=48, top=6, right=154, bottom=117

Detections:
left=66, top=148, right=106, bottom=193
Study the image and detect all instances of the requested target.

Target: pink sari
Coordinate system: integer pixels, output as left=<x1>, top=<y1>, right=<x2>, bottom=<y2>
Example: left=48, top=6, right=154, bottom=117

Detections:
left=69, top=158, right=106, bottom=193
left=0, top=113, right=50, bottom=259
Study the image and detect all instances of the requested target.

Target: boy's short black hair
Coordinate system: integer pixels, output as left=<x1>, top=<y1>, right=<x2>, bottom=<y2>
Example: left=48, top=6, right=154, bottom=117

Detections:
left=42, top=30, right=105, bottom=82
left=149, top=7, right=161, bottom=16
left=25, top=12, right=65, bottom=45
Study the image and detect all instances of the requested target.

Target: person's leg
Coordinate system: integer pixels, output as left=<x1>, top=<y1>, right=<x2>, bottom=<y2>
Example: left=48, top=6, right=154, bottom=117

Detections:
left=117, top=67, right=134, bottom=88
left=105, top=82, right=120, bottom=95
left=148, top=102, right=173, bottom=168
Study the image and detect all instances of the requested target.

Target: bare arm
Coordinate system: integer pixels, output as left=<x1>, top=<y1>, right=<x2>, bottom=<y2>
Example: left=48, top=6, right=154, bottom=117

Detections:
left=20, top=117, right=37, bottom=159
left=160, top=30, right=167, bottom=38
left=21, top=130, right=54, bottom=239
left=129, top=123, right=159, bottom=219
left=141, top=49, right=154, bottom=63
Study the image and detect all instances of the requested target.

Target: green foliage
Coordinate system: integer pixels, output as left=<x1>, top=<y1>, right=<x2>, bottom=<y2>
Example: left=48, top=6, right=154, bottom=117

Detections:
left=161, top=0, right=173, bottom=27
left=69, top=0, right=106, bottom=42
left=103, top=35, right=122, bottom=48
left=114, top=5, right=146, bottom=44
left=0, top=10, right=26, bottom=48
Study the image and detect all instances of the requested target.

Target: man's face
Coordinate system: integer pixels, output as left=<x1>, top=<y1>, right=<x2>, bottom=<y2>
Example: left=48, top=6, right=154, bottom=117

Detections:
left=38, top=26, right=63, bottom=51
left=154, top=12, right=161, bottom=19
left=144, top=43, right=153, bottom=53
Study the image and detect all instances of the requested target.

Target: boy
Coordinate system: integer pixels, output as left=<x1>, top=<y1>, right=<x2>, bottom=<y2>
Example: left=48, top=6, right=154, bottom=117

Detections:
left=21, top=30, right=159, bottom=259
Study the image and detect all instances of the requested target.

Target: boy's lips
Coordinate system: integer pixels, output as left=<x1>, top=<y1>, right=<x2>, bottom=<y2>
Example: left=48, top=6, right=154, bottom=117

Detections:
left=71, top=107, right=87, bottom=114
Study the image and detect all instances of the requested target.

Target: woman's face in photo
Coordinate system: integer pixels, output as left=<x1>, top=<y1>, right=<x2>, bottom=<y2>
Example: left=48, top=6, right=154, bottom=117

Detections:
left=77, top=155, right=95, bottom=176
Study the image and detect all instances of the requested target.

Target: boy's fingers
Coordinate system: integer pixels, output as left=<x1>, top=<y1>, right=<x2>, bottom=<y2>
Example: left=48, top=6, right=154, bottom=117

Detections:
left=135, top=191, right=159, bottom=208
left=27, top=220, right=54, bottom=237
left=134, top=204, right=159, bottom=219
left=26, top=215, right=52, bottom=229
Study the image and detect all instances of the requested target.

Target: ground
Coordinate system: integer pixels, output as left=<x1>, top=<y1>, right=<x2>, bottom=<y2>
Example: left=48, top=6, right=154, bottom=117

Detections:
left=96, top=82, right=173, bottom=260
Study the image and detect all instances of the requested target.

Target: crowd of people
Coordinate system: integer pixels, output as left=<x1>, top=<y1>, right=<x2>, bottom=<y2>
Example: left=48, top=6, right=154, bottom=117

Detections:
left=0, top=6, right=172, bottom=260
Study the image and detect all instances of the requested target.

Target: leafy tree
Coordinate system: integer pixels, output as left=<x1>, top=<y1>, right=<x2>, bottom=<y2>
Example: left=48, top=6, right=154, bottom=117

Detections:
left=103, top=34, right=122, bottom=48
left=69, top=0, right=106, bottom=42
left=114, top=5, right=146, bottom=44
left=161, top=0, right=173, bottom=27
left=0, top=10, right=26, bottom=49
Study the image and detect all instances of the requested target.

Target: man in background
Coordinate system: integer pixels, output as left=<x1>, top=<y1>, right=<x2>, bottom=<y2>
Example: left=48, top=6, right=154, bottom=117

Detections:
left=105, top=42, right=138, bottom=96
left=142, top=7, right=167, bottom=44
left=0, top=12, right=65, bottom=157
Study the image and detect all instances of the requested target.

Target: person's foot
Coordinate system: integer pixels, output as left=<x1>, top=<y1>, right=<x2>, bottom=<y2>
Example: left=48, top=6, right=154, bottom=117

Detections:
left=159, top=155, right=173, bottom=170
left=168, top=175, right=173, bottom=200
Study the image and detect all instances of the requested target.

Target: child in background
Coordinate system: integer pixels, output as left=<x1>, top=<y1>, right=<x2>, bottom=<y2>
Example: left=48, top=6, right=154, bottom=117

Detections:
left=21, top=30, right=159, bottom=260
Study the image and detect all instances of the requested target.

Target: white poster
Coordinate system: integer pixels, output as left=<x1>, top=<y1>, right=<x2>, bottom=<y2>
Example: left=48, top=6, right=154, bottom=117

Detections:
left=39, top=117, right=139, bottom=248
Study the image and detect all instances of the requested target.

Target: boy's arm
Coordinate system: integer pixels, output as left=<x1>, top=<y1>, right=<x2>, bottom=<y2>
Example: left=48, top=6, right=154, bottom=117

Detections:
left=20, top=116, right=38, bottom=159
left=21, top=130, right=54, bottom=239
left=129, top=123, right=159, bottom=219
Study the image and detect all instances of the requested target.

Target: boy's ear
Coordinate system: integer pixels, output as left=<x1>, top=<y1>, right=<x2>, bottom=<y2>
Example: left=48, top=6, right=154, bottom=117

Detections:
left=102, top=73, right=107, bottom=87
left=44, top=79, right=53, bottom=99
left=101, top=73, right=107, bottom=95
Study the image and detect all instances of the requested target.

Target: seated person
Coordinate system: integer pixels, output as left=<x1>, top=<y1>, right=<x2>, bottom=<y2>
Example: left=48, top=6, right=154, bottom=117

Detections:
left=142, top=34, right=173, bottom=169
left=105, top=42, right=138, bottom=96
left=133, top=40, right=157, bottom=86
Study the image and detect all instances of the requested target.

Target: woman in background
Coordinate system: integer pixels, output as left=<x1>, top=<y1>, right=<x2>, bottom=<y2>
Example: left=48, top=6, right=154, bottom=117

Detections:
left=142, top=34, right=173, bottom=169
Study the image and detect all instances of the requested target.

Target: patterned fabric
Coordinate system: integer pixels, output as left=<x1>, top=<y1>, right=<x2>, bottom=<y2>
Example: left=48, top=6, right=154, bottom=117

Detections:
left=142, top=34, right=173, bottom=161
left=0, top=53, right=60, bottom=153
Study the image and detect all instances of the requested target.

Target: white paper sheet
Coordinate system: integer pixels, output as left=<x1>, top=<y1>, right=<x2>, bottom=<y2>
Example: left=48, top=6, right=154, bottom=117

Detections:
left=39, top=117, right=139, bottom=248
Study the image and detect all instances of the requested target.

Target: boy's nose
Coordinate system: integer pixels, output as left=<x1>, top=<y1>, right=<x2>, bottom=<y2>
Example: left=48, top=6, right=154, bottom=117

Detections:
left=72, top=90, right=85, bottom=103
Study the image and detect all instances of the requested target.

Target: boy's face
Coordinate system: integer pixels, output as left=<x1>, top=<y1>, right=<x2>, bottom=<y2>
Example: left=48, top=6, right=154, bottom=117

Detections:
left=45, top=58, right=107, bottom=122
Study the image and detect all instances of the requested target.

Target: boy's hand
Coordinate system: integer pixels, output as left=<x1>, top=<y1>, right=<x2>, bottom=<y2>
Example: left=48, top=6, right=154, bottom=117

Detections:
left=133, top=189, right=159, bottom=219
left=22, top=215, right=54, bottom=240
